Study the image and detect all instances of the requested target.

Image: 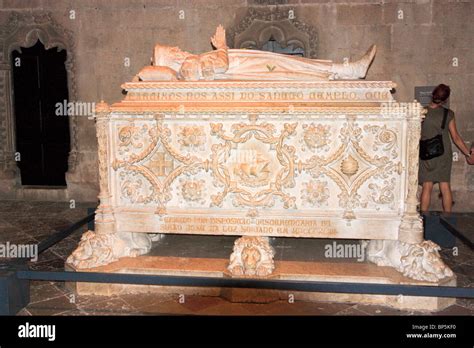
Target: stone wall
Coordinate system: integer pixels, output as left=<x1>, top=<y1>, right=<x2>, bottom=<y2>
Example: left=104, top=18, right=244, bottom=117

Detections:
left=0, top=0, right=473, bottom=211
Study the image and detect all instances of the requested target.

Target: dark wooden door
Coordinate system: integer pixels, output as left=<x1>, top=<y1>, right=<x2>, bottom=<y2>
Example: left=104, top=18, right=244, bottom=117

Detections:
left=12, top=40, right=70, bottom=186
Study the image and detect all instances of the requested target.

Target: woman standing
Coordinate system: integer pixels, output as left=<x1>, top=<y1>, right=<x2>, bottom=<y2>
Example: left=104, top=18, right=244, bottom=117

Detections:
left=419, top=84, right=473, bottom=212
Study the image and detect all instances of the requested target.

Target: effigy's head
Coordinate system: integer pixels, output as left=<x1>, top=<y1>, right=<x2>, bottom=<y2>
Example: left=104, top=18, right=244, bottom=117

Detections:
left=153, top=44, right=188, bottom=69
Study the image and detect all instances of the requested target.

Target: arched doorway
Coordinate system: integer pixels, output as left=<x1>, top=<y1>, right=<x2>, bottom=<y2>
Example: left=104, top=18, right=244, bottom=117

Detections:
left=12, top=40, right=70, bottom=186
left=0, top=12, right=79, bottom=199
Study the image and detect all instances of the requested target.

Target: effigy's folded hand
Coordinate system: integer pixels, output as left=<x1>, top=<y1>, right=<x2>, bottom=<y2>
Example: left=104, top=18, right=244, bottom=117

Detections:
left=200, top=58, right=216, bottom=80
left=180, top=55, right=201, bottom=81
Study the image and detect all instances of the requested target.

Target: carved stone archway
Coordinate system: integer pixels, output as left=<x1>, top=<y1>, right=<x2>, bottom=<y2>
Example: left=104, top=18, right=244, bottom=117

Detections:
left=226, top=7, right=318, bottom=58
left=0, top=12, right=78, bottom=194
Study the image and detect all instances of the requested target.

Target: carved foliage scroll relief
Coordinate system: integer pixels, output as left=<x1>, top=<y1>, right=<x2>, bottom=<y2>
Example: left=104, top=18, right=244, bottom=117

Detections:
left=297, top=118, right=402, bottom=219
left=112, top=118, right=207, bottom=212
left=111, top=115, right=402, bottom=219
left=209, top=116, right=297, bottom=210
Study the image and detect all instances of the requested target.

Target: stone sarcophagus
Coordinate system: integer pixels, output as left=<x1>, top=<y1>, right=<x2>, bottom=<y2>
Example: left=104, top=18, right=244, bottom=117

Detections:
left=67, top=80, right=453, bottom=283
left=106, top=81, right=412, bottom=240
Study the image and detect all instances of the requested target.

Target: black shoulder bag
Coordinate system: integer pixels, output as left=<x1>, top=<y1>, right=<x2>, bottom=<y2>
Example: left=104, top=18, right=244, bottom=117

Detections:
left=419, top=108, right=448, bottom=160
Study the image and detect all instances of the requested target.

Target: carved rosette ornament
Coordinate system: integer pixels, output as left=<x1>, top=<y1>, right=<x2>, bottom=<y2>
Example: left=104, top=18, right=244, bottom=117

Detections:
left=178, top=125, right=206, bottom=151
left=179, top=178, right=206, bottom=204
left=301, top=123, right=331, bottom=151
left=363, top=239, right=454, bottom=283
left=301, top=180, right=329, bottom=207
left=228, top=236, right=275, bottom=277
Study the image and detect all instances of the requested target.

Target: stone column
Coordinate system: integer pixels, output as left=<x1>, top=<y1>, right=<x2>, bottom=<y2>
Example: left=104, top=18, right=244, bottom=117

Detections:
left=0, top=61, right=20, bottom=197
left=398, top=101, right=425, bottom=243
left=93, top=101, right=116, bottom=235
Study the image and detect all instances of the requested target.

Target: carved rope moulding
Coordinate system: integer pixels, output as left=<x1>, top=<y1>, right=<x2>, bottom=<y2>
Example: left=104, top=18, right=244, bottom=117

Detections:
left=107, top=109, right=411, bottom=120
left=121, top=81, right=396, bottom=90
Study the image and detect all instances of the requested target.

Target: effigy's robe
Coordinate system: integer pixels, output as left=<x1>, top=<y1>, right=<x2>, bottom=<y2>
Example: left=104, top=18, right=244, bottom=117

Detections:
left=214, top=49, right=333, bottom=80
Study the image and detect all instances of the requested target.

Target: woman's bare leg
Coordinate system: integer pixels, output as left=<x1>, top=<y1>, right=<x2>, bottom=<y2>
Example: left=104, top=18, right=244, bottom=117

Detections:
left=420, top=182, right=434, bottom=212
left=439, top=182, right=453, bottom=213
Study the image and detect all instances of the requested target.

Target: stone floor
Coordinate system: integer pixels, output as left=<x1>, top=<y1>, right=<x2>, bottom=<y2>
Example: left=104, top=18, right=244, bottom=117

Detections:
left=0, top=200, right=472, bottom=316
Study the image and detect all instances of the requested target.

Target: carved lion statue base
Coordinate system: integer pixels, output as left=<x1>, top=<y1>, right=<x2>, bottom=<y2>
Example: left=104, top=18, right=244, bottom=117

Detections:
left=66, top=231, right=153, bottom=269
left=362, top=239, right=454, bottom=282
left=228, top=236, right=275, bottom=277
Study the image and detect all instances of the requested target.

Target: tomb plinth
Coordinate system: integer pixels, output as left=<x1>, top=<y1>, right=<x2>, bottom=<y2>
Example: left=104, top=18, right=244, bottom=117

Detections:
left=65, top=78, right=456, bottom=310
